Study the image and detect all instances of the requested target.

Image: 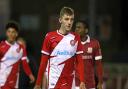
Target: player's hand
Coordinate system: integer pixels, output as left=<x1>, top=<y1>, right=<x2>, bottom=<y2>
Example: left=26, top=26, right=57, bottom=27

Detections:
left=80, top=82, right=86, bottom=89
left=97, top=82, right=103, bottom=89
left=34, top=85, right=41, bottom=89
left=29, top=74, right=35, bottom=83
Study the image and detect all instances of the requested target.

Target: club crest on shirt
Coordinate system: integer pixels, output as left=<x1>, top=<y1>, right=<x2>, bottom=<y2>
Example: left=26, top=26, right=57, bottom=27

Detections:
left=70, top=40, right=76, bottom=46
left=87, top=47, right=93, bottom=53
left=16, top=48, right=20, bottom=53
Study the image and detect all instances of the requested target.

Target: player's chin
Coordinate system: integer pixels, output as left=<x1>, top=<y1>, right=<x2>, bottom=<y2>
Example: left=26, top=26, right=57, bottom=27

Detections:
left=66, top=28, right=72, bottom=32
left=9, top=38, right=16, bottom=42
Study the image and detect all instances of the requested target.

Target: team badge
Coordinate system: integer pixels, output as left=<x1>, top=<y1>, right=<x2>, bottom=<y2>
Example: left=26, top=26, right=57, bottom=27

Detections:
left=70, top=40, right=76, bottom=46
left=16, top=48, right=20, bottom=53
left=87, top=47, right=93, bottom=53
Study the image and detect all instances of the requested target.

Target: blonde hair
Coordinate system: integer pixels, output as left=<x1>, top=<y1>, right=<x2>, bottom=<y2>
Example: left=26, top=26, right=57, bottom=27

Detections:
left=60, top=7, right=74, bottom=17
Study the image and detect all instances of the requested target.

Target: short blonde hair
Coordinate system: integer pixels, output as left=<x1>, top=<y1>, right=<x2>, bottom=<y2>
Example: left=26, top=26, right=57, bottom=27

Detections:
left=60, top=7, right=74, bottom=17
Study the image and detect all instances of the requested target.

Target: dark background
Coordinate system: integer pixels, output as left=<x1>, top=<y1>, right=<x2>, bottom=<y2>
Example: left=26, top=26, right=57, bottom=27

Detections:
left=9, top=0, right=128, bottom=63
left=0, top=0, right=128, bottom=89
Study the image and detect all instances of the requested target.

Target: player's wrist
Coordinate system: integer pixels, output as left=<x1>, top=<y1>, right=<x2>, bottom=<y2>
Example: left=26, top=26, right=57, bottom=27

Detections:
left=29, top=74, right=33, bottom=78
left=29, top=74, right=35, bottom=83
left=80, top=82, right=86, bottom=89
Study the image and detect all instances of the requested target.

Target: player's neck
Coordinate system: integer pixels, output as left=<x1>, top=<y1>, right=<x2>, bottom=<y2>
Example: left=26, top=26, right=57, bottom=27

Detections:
left=81, top=35, right=88, bottom=42
left=58, top=28, right=69, bottom=35
left=7, top=39, right=15, bottom=45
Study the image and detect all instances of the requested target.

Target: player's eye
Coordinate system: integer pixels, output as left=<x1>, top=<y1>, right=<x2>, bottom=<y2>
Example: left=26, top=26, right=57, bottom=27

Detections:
left=65, top=18, right=69, bottom=21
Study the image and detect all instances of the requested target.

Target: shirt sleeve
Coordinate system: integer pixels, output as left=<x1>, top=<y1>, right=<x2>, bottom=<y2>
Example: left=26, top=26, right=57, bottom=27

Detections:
left=22, top=60, right=32, bottom=76
left=21, top=45, right=32, bottom=76
left=76, top=35, right=83, bottom=54
left=21, top=45, right=28, bottom=60
left=76, top=54, right=85, bottom=82
left=95, top=40, right=103, bottom=83
left=36, top=34, right=50, bottom=85
left=36, top=54, right=49, bottom=86
left=41, top=34, right=51, bottom=55
left=75, top=35, right=84, bottom=82
left=94, top=40, right=102, bottom=60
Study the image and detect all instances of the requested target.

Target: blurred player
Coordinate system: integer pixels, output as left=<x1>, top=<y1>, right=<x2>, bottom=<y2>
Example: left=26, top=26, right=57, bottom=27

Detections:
left=0, top=21, right=35, bottom=89
left=17, top=37, right=36, bottom=89
left=34, top=7, right=86, bottom=89
left=75, top=20, right=103, bottom=89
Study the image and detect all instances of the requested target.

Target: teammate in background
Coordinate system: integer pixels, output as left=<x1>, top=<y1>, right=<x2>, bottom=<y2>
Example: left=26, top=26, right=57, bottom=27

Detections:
left=17, top=37, right=36, bottom=89
left=75, top=20, right=103, bottom=89
left=0, top=21, right=35, bottom=89
left=34, top=7, right=86, bottom=89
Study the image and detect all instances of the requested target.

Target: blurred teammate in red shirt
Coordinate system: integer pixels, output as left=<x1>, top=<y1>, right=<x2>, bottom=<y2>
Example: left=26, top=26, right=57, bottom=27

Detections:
left=75, top=20, right=103, bottom=89
left=0, top=21, right=35, bottom=89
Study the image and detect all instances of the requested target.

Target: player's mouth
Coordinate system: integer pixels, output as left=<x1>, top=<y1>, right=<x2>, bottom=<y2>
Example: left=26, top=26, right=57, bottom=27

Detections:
left=67, top=25, right=71, bottom=28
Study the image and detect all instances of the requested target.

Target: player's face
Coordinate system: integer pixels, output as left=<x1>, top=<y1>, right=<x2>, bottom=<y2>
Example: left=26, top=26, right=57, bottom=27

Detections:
left=75, top=22, right=87, bottom=36
left=6, top=28, right=18, bottom=42
left=59, top=14, right=74, bottom=32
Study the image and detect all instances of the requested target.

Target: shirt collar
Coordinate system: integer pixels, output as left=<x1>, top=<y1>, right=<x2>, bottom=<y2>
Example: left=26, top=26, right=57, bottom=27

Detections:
left=5, top=40, right=16, bottom=46
left=57, top=30, right=64, bottom=36
left=57, top=30, right=70, bottom=36
left=81, top=35, right=90, bottom=44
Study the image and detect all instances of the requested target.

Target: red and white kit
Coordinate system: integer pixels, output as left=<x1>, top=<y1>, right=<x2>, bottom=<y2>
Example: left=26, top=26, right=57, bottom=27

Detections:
left=0, top=41, right=32, bottom=89
left=36, top=30, right=84, bottom=89
left=75, top=35, right=103, bottom=89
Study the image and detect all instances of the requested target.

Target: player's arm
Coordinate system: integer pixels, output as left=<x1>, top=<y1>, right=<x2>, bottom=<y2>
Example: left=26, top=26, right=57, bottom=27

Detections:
left=76, top=54, right=86, bottom=89
left=35, top=54, right=49, bottom=87
left=22, top=59, right=35, bottom=83
left=34, top=33, right=51, bottom=89
left=76, top=35, right=86, bottom=89
left=76, top=54, right=84, bottom=82
left=21, top=46, right=35, bottom=83
left=96, top=60, right=103, bottom=89
left=95, top=40, right=103, bottom=89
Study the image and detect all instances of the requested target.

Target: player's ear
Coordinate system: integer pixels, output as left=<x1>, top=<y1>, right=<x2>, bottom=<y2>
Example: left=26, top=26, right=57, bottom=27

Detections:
left=16, top=32, right=18, bottom=37
left=59, top=18, right=62, bottom=23
left=85, top=28, right=88, bottom=33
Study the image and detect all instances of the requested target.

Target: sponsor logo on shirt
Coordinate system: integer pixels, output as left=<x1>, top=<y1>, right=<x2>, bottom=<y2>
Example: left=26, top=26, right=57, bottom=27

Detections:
left=82, top=55, right=93, bottom=59
left=55, top=50, right=74, bottom=56
left=6, top=56, right=19, bottom=60
left=87, top=47, right=93, bottom=53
